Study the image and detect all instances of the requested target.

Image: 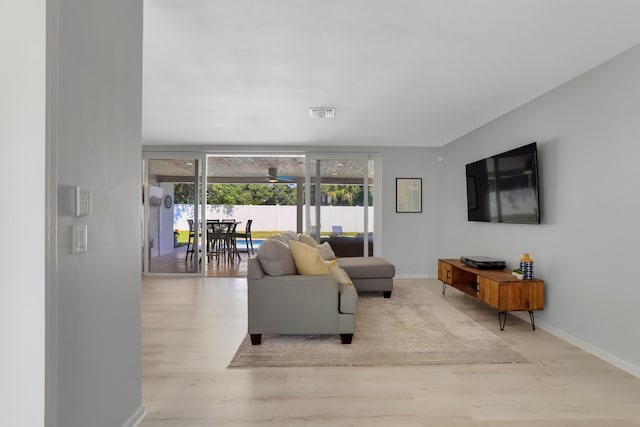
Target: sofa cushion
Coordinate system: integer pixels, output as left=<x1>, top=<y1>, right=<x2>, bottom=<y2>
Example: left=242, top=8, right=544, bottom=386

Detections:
left=325, top=260, right=352, bottom=285
left=257, top=239, right=297, bottom=276
left=336, top=256, right=395, bottom=279
left=289, top=240, right=330, bottom=275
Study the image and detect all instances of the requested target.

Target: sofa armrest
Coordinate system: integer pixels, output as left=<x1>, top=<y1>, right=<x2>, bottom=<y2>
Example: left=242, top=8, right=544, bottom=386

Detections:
left=248, top=274, right=339, bottom=306
left=248, top=275, right=345, bottom=334
left=338, top=283, right=358, bottom=314
left=247, top=255, right=265, bottom=280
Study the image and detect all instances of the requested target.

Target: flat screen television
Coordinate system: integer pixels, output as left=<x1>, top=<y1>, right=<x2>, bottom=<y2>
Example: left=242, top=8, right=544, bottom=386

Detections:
left=465, top=142, right=540, bottom=224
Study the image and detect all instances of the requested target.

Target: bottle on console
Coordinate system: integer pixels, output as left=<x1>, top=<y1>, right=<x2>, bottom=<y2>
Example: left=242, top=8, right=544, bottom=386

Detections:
left=520, top=253, right=534, bottom=279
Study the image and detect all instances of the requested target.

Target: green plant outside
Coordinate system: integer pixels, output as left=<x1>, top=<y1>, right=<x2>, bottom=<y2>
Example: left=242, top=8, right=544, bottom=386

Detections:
left=174, top=229, right=359, bottom=244
left=175, top=230, right=189, bottom=246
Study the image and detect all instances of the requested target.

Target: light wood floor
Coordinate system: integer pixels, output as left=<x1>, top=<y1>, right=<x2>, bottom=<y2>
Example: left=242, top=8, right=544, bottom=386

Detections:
left=140, top=277, right=640, bottom=426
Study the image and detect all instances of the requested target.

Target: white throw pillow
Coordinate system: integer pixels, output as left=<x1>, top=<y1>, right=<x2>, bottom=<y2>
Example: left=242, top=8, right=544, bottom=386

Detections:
left=280, top=230, right=299, bottom=242
left=297, top=233, right=317, bottom=247
left=267, top=234, right=290, bottom=246
left=316, top=241, right=336, bottom=260
left=256, top=239, right=297, bottom=276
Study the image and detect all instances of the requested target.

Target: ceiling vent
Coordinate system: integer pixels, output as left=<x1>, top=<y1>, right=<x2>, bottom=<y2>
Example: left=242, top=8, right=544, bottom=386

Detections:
left=309, top=107, right=335, bottom=118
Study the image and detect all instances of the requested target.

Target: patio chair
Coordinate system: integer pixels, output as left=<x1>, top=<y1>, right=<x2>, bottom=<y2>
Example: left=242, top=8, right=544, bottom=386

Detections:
left=235, top=219, right=254, bottom=255
left=185, top=219, right=196, bottom=262
left=206, top=220, right=222, bottom=261
left=223, top=221, right=241, bottom=262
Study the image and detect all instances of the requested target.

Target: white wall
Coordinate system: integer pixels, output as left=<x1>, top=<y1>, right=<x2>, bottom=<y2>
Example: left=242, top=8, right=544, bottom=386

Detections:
left=54, top=1, right=144, bottom=426
left=377, top=147, right=444, bottom=277
left=440, top=44, right=640, bottom=376
left=0, top=1, right=46, bottom=426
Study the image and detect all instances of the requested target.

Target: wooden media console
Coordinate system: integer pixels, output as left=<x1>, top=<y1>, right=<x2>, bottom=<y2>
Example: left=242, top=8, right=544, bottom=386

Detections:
left=438, top=258, right=544, bottom=330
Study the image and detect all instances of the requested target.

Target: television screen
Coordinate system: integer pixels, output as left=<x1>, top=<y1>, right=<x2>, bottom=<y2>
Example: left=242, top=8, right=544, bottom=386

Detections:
left=466, top=142, right=540, bottom=224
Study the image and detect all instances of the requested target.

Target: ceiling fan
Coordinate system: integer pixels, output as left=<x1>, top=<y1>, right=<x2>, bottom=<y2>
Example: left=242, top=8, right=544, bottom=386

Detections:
left=265, top=167, right=296, bottom=183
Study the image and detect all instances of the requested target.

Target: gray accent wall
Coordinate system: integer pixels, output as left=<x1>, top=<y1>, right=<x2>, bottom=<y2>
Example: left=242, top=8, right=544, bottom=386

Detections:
left=53, top=1, right=144, bottom=426
left=4, top=2, right=144, bottom=424
left=440, top=44, right=640, bottom=376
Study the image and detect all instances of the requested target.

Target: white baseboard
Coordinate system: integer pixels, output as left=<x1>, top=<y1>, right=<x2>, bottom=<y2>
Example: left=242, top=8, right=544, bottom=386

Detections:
left=122, top=404, right=146, bottom=427
left=511, top=313, right=640, bottom=380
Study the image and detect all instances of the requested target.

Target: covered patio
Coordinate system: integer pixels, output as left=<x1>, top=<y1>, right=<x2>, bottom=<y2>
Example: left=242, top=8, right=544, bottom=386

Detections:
left=144, top=154, right=375, bottom=276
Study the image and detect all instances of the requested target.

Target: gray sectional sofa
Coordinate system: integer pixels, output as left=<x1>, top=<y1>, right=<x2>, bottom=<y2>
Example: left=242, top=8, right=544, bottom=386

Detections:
left=335, top=256, right=395, bottom=298
left=246, top=231, right=395, bottom=344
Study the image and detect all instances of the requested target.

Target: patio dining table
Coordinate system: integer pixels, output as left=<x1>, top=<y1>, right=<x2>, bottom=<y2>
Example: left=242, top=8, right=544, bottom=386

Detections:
left=205, top=220, right=241, bottom=262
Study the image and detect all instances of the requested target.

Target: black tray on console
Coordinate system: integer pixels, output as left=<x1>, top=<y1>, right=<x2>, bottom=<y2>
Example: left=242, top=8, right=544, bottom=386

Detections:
left=460, top=256, right=506, bottom=270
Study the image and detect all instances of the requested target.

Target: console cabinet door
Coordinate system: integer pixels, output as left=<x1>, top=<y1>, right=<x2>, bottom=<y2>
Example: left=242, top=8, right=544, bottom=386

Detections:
left=478, top=276, right=499, bottom=309
left=438, top=261, right=454, bottom=284
left=528, top=282, right=545, bottom=310
left=479, top=279, right=545, bottom=311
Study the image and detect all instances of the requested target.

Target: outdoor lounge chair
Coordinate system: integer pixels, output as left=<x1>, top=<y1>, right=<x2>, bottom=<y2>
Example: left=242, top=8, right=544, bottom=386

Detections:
left=331, top=225, right=345, bottom=236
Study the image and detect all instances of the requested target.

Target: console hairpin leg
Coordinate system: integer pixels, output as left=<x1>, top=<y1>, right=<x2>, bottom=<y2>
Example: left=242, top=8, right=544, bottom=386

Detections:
left=442, top=270, right=452, bottom=295
left=529, top=311, right=536, bottom=330
left=498, top=311, right=508, bottom=331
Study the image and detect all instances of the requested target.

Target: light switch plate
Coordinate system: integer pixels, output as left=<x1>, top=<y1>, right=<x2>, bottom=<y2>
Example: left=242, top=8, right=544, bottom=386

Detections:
left=76, top=187, right=91, bottom=216
left=73, top=224, right=88, bottom=254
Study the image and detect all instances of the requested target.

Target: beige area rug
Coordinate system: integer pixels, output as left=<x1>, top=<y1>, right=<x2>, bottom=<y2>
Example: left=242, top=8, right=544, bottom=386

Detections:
left=228, top=279, right=530, bottom=368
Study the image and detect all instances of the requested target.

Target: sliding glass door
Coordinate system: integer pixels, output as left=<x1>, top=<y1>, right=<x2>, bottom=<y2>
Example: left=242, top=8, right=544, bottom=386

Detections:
left=142, top=154, right=206, bottom=274
left=304, top=154, right=379, bottom=256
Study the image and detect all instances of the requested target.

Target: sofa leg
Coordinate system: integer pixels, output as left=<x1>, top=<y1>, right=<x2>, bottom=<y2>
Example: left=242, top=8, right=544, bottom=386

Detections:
left=250, top=334, right=262, bottom=345
left=340, top=334, right=353, bottom=344
left=383, top=291, right=392, bottom=298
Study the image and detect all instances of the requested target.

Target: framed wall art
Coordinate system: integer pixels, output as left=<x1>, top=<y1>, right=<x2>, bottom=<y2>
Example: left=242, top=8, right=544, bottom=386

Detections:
left=396, top=178, right=422, bottom=213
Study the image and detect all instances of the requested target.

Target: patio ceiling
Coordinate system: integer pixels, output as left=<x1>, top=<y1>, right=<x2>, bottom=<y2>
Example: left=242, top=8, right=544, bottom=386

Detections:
left=149, top=156, right=371, bottom=184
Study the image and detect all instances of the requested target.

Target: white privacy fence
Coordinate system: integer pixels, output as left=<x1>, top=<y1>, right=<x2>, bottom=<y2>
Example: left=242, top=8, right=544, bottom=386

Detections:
left=174, top=204, right=373, bottom=233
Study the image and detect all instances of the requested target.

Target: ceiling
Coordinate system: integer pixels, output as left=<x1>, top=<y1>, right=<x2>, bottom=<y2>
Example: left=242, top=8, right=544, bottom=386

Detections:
left=142, top=0, right=640, bottom=148
left=149, top=156, right=369, bottom=183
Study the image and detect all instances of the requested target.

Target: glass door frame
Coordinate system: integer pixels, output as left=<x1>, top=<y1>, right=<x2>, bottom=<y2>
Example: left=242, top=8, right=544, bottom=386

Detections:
left=304, top=153, right=381, bottom=257
left=142, top=152, right=208, bottom=276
